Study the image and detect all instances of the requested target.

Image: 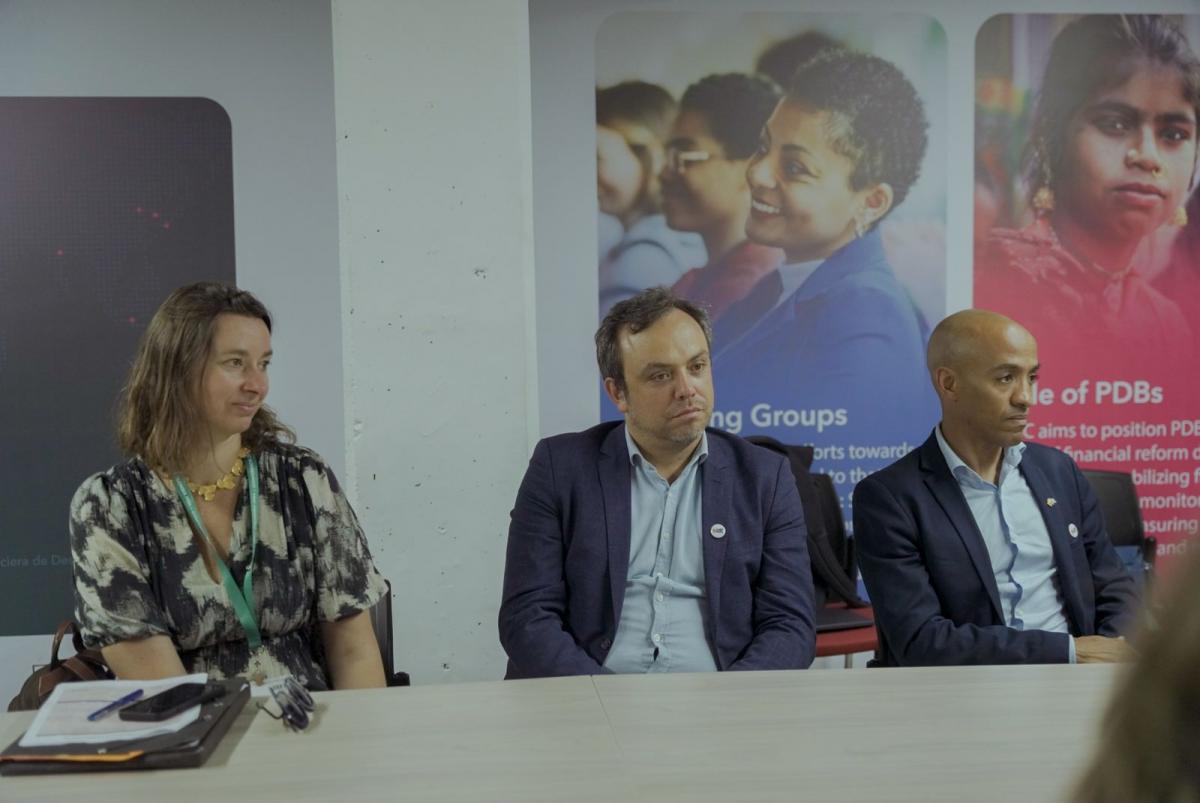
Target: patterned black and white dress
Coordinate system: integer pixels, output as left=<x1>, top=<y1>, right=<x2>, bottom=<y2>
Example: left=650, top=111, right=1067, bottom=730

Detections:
left=69, top=443, right=388, bottom=690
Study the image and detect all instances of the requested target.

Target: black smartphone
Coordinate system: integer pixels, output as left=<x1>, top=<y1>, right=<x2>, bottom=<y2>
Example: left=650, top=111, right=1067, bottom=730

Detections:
left=118, top=682, right=224, bottom=722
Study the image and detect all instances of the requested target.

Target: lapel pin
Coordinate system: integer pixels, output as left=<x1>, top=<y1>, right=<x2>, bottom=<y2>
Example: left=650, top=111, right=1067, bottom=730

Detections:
left=1068, top=523, right=1079, bottom=538
left=710, top=523, right=726, bottom=539
left=1046, top=498, right=1057, bottom=507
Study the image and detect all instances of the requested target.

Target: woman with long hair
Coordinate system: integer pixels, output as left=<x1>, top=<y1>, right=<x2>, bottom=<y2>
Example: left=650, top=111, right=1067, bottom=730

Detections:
left=70, top=282, right=388, bottom=690
left=975, top=15, right=1199, bottom=387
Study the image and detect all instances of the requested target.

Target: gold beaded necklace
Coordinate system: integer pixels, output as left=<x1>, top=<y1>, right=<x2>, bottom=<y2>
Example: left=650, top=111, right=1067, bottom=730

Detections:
left=184, top=447, right=251, bottom=502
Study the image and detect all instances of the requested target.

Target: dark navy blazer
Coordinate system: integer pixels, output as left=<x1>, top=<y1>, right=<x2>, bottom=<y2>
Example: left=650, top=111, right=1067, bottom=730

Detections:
left=853, top=431, right=1137, bottom=665
left=713, top=228, right=938, bottom=449
left=498, top=422, right=815, bottom=678
left=708, top=231, right=939, bottom=550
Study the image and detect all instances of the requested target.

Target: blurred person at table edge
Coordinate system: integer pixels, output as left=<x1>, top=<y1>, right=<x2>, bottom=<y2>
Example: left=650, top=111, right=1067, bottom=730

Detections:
left=1071, top=546, right=1200, bottom=803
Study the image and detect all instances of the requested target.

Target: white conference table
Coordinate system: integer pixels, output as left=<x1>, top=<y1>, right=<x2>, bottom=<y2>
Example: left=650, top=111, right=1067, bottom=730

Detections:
left=0, top=664, right=1121, bottom=803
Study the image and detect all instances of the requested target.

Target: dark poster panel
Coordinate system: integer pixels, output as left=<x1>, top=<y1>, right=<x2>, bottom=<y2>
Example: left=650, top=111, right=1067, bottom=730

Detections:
left=0, top=98, right=234, bottom=634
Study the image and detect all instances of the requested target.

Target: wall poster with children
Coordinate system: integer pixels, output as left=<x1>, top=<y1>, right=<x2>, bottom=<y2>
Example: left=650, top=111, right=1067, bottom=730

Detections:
left=974, top=13, right=1200, bottom=564
left=531, top=3, right=1199, bottom=566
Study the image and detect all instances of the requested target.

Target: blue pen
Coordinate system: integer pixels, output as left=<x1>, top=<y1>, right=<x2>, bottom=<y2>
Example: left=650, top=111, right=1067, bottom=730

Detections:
left=87, top=688, right=144, bottom=721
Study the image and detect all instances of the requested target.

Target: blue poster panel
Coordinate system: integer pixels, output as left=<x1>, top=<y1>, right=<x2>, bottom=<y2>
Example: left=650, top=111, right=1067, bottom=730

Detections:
left=593, top=13, right=947, bottom=518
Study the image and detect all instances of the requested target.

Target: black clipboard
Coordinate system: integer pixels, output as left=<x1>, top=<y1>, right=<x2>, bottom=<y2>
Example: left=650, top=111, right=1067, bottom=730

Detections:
left=0, top=678, right=250, bottom=775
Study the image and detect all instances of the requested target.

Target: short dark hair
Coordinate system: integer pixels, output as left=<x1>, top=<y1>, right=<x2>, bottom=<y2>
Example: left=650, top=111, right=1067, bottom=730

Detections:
left=595, top=81, right=677, bottom=143
left=754, top=30, right=845, bottom=88
left=679, top=73, right=781, bottom=160
left=1028, top=14, right=1200, bottom=203
left=785, top=49, right=928, bottom=214
left=595, top=287, right=712, bottom=391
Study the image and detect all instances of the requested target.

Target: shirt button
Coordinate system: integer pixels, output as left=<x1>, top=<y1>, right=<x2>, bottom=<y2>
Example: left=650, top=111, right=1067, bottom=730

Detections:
left=655, top=592, right=665, bottom=602
left=652, top=633, right=662, bottom=644
left=600, top=638, right=612, bottom=650
left=663, top=531, right=672, bottom=540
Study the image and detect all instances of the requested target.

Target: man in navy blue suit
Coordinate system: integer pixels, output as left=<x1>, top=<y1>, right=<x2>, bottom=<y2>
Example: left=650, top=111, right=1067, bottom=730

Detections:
left=499, top=288, right=815, bottom=678
left=854, top=309, right=1137, bottom=666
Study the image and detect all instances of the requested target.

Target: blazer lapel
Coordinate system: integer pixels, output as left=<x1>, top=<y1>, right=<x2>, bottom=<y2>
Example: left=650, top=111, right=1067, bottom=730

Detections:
left=918, top=435, right=1004, bottom=622
left=598, top=425, right=632, bottom=625
left=714, top=230, right=887, bottom=359
left=712, top=269, right=782, bottom=357
left=1019, top=458, right=1086, bottom=632
left=701, top=437, right=731, bottom=640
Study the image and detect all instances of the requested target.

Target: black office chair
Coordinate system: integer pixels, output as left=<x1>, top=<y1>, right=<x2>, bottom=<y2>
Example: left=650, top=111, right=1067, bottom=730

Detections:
left=1081, top=469, right=1156, bottom=589
left=745, top=437, right=864, bottom=605
left=368, top=579, right=410, bottom=687
left=745, top=436, right=873, bottom=668
left=810, top=472, right=857, bottom=591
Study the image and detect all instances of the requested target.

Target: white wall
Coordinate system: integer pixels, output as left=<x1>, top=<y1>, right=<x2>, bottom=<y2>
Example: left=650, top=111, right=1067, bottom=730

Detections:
left=331, top=0, right=538, bottom=683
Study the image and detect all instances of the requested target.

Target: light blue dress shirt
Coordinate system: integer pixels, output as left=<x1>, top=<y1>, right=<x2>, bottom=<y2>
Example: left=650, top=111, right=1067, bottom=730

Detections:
left=770, top=258, right=824, bottom=315
left=935, top=427, right=1075, bottom=662
left=603, top=428, right=717, bottom=673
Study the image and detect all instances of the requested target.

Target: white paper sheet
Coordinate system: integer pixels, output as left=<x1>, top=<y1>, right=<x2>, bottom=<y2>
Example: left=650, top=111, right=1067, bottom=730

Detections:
left=19, top=673, right=208, bottom=748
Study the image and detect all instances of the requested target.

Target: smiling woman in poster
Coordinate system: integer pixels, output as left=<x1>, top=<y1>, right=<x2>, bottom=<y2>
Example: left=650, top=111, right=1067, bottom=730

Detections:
left=713, top=48, right=938, bottom=460
left=975, top=14, right=1198, bottom=389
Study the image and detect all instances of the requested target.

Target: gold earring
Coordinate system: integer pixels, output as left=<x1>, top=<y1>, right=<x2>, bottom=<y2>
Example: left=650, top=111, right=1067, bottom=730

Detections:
left=1172, top=206, right=1188, bottom=227
left=1152, top=166, right=1165, bottom=179
left=1032, top=186, right=1055, bottom=215
left=1033, top=149, right=1055, bottom=216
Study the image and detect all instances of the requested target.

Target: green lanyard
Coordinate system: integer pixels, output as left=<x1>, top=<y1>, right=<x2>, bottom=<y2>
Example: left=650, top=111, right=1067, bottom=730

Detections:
left=174, top=455, right=262, bottom=650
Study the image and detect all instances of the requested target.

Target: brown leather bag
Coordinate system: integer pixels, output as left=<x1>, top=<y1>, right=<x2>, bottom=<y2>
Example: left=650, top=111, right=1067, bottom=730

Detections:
left=7, top=621, right=114, bottom=712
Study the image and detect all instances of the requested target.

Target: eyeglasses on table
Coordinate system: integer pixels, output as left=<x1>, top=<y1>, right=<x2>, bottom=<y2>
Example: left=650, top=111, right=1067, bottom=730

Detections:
left=256, top=675, right=315, bottom=732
